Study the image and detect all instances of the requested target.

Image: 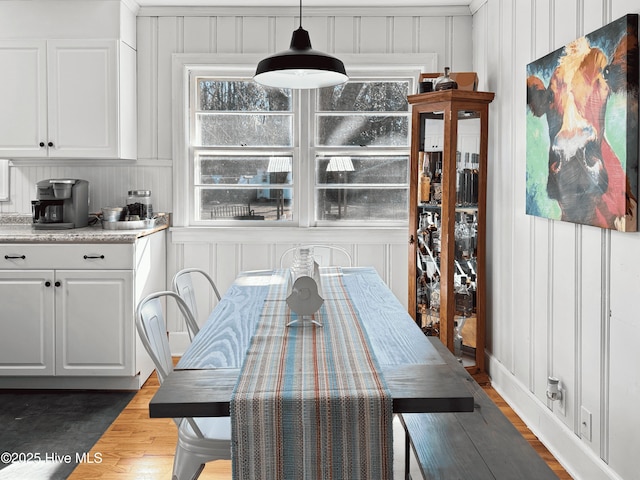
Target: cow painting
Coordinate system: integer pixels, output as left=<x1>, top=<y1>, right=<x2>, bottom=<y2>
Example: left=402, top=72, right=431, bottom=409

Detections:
left=526, top=14, right=638, bottom=231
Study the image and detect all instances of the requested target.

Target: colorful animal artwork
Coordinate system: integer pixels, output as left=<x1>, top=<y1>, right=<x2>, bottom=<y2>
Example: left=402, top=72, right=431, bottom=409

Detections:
left=526, top=14, right=638, bottom=231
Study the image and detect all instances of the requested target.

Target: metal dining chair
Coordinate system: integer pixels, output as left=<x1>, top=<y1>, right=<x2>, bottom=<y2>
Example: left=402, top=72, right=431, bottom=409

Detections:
left=136, top=291, right=231, bottom=480
left=171, top=268, right=221, bottom=340
left=279, top=244, right=354, bottom=268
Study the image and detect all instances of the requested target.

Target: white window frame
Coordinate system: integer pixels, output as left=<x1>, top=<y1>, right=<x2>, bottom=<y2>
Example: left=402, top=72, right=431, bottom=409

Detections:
left=310, top=75, right=419, bottom=227
left=189, top=71, right=298, bottom=226
left=172, top=53, right=436, bottom=228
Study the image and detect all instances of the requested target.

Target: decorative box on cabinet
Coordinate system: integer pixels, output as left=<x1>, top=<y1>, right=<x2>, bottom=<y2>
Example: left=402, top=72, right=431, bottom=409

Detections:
left=0, top=231, right=165, bottom=389
left=408, top=89, right=494, bottom=374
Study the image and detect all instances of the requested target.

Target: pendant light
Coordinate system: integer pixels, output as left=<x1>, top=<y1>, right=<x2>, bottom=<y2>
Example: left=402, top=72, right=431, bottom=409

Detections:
left=254, top=0, right=348, bottom=89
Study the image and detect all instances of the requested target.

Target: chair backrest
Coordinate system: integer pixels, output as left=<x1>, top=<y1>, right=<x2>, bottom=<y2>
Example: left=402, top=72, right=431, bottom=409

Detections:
left=136, top=291, right=196, bottom=384
left=171, top=268, right=221, bottom=340
left=279, top=244, right=353, bottom=268
left=136, top=291, right=208, bottom=436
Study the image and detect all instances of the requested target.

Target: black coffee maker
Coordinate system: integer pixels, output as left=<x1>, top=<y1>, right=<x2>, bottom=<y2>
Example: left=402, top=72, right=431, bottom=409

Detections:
left=31, top=179, right=89, bottom=229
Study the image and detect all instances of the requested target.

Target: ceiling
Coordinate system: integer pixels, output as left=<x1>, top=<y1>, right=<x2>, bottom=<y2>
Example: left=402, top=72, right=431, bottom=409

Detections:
left=134, top=0, right=472, bottom=6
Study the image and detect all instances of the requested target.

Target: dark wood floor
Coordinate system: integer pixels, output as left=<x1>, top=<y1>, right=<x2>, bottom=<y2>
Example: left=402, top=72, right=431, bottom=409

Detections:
left=70, top=370, right=572, bottom=479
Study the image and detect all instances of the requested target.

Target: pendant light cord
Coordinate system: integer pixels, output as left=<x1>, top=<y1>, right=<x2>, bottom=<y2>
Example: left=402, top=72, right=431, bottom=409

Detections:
left=299, top=0, right=302, bottom=28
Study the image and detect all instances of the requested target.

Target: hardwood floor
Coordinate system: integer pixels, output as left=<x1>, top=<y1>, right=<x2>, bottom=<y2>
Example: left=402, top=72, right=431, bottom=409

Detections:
left=70, top=371, right=572, bottom=479
left=69, top=371, right=230, bottom=480
left=471, top=373, right=573, bottom=480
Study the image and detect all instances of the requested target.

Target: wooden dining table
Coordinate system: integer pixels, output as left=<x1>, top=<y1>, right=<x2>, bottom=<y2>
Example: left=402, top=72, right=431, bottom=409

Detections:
left=149, top=267, right=474, bottom=418
left=148, top=266, right=475, bottom=479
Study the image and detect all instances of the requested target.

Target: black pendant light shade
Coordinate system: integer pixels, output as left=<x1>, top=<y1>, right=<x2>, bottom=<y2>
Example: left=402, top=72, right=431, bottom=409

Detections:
left=254, top=2, right=348, bottom=89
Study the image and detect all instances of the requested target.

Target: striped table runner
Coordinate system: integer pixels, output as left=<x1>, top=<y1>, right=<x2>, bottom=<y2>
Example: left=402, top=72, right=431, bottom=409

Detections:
left=230, top=267, right=393, bottom=480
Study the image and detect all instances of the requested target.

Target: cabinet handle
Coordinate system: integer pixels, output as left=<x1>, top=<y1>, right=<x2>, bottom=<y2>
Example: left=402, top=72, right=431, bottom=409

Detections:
left=409, top=235, right=415, bottom=245
left=55, top=281, right=61, bottom=287
left=48, top=141, right=54, bottom=148
left=83, top=254, right=105, bottom=260
left=4, top=255, right=26, bottom=260
left=45, top=281, right=51, bottom=287
left=39, top=142, right=45, bottom=148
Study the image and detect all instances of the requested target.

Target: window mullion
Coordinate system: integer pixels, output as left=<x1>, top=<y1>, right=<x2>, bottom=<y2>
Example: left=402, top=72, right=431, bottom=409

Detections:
left=298, top=89, right=312, bottom=227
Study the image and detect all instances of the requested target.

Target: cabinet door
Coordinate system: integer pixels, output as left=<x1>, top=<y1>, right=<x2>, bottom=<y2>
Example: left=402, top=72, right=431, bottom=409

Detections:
left=0, top=40, right=48, bottom=157
left=55, top=270, right=134, bottom=376
left=47, top=40, right=118, bottom=158
left=0, top=270, right=55, bottom=375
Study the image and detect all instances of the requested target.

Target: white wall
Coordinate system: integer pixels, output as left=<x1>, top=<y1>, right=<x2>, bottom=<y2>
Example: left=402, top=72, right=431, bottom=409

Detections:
left=133, top=5, right=475, bottom=342
left=473, top=1, right=640, bottom=479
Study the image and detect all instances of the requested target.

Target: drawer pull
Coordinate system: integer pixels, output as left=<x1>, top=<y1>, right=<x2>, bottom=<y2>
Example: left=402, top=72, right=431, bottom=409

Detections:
left=4, top=255, right=26, bottom=260
left=83, top=254, right=105, bottom=260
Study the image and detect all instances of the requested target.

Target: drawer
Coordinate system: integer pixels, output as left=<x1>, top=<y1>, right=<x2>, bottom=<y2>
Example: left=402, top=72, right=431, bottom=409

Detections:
left=0, top=244, right=134, bottom=270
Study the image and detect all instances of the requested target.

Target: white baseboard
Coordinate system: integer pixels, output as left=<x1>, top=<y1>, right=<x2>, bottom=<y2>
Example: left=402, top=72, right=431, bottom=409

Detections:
left=0, top=375, right=147, bottom=390
left=487, top=355, right=623, bottom=480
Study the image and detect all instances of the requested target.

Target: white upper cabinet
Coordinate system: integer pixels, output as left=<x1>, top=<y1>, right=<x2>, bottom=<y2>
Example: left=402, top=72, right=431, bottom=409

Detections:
left=48, top=40, right=119, bottom=159
left=0, top=0, right=137, bottom=160
left=0, top=41, right=48, bottom=158
left=0, top=39, right=135, bottom=160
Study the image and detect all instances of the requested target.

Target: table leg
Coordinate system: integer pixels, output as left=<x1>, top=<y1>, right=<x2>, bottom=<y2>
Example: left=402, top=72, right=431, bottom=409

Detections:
left=405, top=429, right=412, bottom=480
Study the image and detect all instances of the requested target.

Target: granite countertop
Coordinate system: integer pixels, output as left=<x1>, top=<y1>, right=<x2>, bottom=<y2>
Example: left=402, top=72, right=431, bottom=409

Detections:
left=0, top=214, right=169, bottom=244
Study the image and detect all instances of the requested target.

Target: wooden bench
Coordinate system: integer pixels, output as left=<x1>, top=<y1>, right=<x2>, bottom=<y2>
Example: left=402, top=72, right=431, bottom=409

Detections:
left=400, top=340, right=558, bottom=480
left=206, top=203, right=264, bottom=220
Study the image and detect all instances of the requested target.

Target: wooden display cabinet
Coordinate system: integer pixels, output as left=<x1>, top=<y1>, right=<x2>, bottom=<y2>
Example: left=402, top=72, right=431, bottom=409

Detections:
left=408, top=89, right=494, bottom=373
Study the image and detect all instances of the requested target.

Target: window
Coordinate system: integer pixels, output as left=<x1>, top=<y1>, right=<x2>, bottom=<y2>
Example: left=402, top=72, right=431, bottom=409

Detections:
left=192, top=78, right=295, bottom=221
left=313, top=80, right=411, bottom=223
left=184, top=58, right=424, bottom=227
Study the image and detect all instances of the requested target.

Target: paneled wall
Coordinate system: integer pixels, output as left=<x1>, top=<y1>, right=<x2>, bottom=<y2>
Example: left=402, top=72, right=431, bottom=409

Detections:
left=132, top=5, right=475, bottom=346
left=473, top=1, right=640, bottom=479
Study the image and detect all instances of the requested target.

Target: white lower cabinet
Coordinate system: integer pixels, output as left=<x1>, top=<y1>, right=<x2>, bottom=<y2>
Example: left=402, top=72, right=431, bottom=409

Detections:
left=55, top=270, right=133, bottom=376
left=0, top=231, right=165, bottom=389
left=0, top=270, right=55, bottom=375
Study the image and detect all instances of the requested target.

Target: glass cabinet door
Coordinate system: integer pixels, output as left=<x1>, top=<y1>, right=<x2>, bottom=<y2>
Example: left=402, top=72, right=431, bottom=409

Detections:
left=450, top=111, right=481, bottom=367
left=416, top=110, right=482, bottom=367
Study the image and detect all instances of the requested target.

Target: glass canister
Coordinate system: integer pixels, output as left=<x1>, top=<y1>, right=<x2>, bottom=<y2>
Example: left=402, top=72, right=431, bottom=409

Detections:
left=127, top=190, right=153, bottom=219
left=291, top=247, right=315, bottom=279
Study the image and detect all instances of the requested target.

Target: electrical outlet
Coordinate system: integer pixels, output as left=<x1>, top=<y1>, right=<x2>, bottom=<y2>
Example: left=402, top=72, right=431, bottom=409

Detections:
left=581, top=406, right=592, bottom=441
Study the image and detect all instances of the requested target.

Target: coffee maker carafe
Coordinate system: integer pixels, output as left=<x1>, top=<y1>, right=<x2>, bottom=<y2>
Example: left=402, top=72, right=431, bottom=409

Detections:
left=32, top=179, right=89, bottom=229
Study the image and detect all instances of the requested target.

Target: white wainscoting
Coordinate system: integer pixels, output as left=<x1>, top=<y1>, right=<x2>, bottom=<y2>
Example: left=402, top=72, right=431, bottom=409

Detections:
left=167, top=226, right=409, bottom=354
